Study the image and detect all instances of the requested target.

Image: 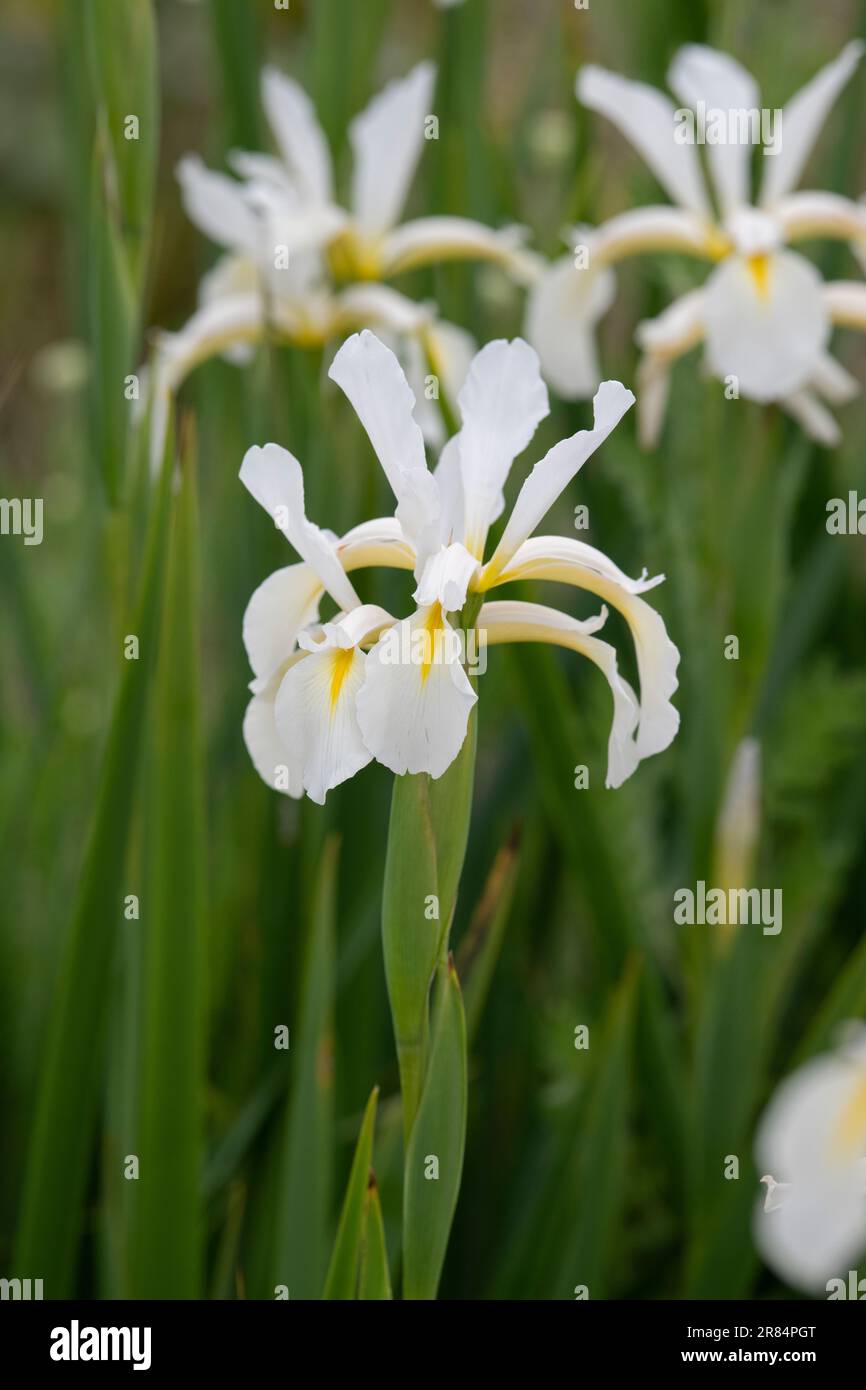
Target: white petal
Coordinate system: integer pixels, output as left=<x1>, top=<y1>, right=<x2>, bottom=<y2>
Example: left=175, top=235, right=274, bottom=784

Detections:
left=261, top=67, right=334, bottom=204
left=243, top=672, right=303, bottom=797
left=781, top=389, right=842, bottom=447
left=754, top=1050, right=866, bottom=1290
left=480, top=599, right=640, bottom=788
left=239, top=443, right=360, bottom=611
left=242, top=562, right=323, bottom=681
left=525, top=255, right=616, bottom=401
left=485, top=534, right=680, bottom=760
left=667, top=45, right=759, bottom=214
left=338, top=515, right=417, bottom=574
left=811, top=352, right=860, bottom=404
left=414, top=541, right=479, bottom=612
left=760, top=41, right=864, bottom=206
left=176, top=155, right=257, bottom=253
left=334, top=283, right=431, bottom=336
left=357, top=606, right=477, bottom=777
left=773, top=190, right=866, bottom=245
left=349, top=61, right=436, bottom=239
left=432, top=434, right=465, bottom=544
left=702, top=249, right=829, bottom=400
left=379, top=216, right=536, bottom=280
left=485, top=381, right=634, bottom=579
left=456, top=338, right=550, bottom=556
left=636, top=355, right=672, bottom=452
left=824, top=279, right=866, bottom=330
left=576, top=65, right=711, bottom=217
left=328, top=330, right=441, bottom=567
left=274, top=643, right=372, bottom=805
left=593, top=205, right=726, bottom=261
left=634, top=288, right=706, bottom=447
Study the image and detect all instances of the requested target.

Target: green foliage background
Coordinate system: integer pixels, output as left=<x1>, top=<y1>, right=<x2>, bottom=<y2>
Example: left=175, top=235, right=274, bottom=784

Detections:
left=2, top=0, right=866, bottom=1299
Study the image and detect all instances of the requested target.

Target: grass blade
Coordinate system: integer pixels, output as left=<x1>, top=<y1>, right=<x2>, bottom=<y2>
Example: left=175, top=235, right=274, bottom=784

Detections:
left=358, top=1176, right=392, bottom=1300
left=323, top=1086, right=379, bottom=1300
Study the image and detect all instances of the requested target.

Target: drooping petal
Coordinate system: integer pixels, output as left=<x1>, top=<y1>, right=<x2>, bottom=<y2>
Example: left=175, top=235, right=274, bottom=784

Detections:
left=780, top=389, right=841, bottom=447
left=328, top=330, right=441, bottom=568
left=484, top=381, right=634, bottom=581
left=357, top=605, right=478, bottom=777
left=274, top=640, right=371, bottom=805
left=405, top=319, right=476, bottom=450
left=242, top=562, right=323, bottom=681
left=239, top=443, right=360, bottom=611
left=260, top=67, right=334, bottom=204
left=824, top=279, right=866, bottom=329
left=576, top=65, right=711, bottom=217
left=483, top=534, right=680, bottom=760
left=592, top=206, right=728, bottom=263
left=338, top=516, right=418, bottom=574
left=667, top=45, right=759, bottom=215
left=349, top=61, right=437, bottom=239
left=525, top=255, right=616, bottom=400
left=243, top=666, right=304, bottom=797
left=456, top=338, right=550, bottom=557
left=480, top=599, right=641, bottom=788
left=176, top=154, right=258, bottom=253
left=334, top=283, right=431, bottom=337
left=773, top=190, right=866, bottom=248
left=634, top=288, right=707, bottom=448
left=379, top=216, right=536, bottom=280
left=702, top=249, right=829, bottom=400
left=811, top=352, right=860, bottom=404
left=760, top=41, right=864, bottom=206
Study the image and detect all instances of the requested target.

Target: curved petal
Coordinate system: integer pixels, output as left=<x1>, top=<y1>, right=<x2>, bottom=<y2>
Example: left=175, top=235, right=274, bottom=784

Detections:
left=456, top=338, right=550, bottom=557
left=243, top=669, right=304, bottom=797
left=702, top=249, right=829, bottom=400
left=484, top=534, right=680, bottom=760
left=635, top=289, right=707, bottom=447
left=379, top=216, right=536, bottom=281
left=274, top=641, right=372, bottom=805
left=760, top=41, right=864, bottom=206
left=432, top=433, right=465, bottom=544
left=239, top=443, right=360, bottom=611
left=350, top=61, right=436, bottom=238
left=242, top=562, right=323, bottom=680
left=484, top=381, right=634, bottom=582
left=576, top=65, right=711, bottom=217
left=357, top=605, right=478, bottom=777
left=811, top=352, right=860, bottom=404
left=406, top=319, right=476, bottom=450
left=176, top=154, right=257, bottom=253
left=525, top=254, right=617, bottom=401
left=260, top=67, right=334, bottom=204
left=593, top=206, right=728, bottom=264
left=667, top=45, right=759, bottom=214
left=824, top=279, right=866, bottom=330
left=328, top=330, right=441, bottom=567
left=338, top=516, right=417, bottom=573
left=480, top=599, right=640, bottom=788
left=334, top=283, right=431, bottom=337
left=773, top=190, right=866, bottom=248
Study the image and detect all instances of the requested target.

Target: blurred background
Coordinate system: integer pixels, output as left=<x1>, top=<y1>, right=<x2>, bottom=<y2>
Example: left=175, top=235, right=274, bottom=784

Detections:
left=2, top=0, right=866, bottom=1300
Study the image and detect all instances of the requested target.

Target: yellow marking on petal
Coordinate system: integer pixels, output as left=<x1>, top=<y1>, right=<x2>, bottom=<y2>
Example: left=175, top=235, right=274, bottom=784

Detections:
left=748, top=253, right=772, bottom=301
left=327, top=228, right=382, bottom=283
left=420, top=603, right=443, bottom=686
left=831, top=1074, right=866, bottom=1159
left=706, top=228, right=733, bottom=261
left=329, top=647, right=355, bottom=712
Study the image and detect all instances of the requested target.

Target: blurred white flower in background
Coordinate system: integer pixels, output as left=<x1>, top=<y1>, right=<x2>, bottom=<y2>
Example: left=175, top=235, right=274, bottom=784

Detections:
left=527, top=41, right=866, bottom=447
left=145, top=61, right=533, bottom=465
left=754, top=1027, right=866, bottom=1292
left=240, top=330, right=680, bottom=803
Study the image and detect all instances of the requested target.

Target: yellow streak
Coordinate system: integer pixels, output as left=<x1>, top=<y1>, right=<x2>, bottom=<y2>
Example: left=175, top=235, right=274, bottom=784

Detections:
left=832, top=1075, right=866, bottom=1159
left=329, top=648, right=355, bottom=712
left=420, top=603, right=443, bottom=686
left=748, top=253, right=772, bottom=301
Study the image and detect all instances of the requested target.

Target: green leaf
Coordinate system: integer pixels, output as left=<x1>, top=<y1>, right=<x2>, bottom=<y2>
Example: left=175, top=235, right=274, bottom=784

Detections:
left=403, top=959, right=468, bottom=1301
left=130, top=425, right=206, bottom=1298
left=13, top=420, right=175, bottom=1296
left=382, top=718, right=476, bottom=1140
left=323, top=1086, right=379, bottom=1300
left=358, top=1177, right=392, bottom=1300
left=209, top=0, right=263, bottom=151
left=458, top=828, right=521, bottom=1043
left=273, top=835, right=339, bottom=1299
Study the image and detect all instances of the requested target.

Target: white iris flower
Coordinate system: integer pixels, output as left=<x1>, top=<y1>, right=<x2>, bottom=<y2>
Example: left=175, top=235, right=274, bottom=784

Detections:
left=527, top=42, right=866, bottom=447
left=240, top=330, right=680, bottom=804
left=754, top=1028, right=866, bottom=1292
